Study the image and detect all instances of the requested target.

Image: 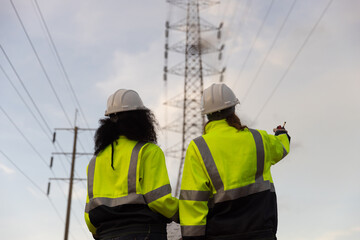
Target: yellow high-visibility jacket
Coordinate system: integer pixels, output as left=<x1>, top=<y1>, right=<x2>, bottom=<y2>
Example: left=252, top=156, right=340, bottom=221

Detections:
left=85, top=136, right=178, bottom=238
left=179, top=120, right=290, bottom=240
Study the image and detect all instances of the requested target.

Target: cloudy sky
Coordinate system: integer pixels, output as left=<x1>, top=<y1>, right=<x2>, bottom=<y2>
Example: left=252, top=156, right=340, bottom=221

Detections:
left=1, top=0, right=359, bottom=239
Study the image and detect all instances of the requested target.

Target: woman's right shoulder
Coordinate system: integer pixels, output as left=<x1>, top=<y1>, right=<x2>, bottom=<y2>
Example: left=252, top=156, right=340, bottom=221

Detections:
left=141, top=142, right=164, bottom=153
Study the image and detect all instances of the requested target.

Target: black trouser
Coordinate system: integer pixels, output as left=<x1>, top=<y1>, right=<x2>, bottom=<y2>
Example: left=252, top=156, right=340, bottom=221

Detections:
left=99, top=224, right=167, bottom=240
left=206, top=229, right=276, bottom=240
left=101, top=233, right=167, bottom=240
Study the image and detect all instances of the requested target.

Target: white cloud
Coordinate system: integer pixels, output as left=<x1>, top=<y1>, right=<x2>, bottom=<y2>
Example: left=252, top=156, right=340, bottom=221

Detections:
left=27, top=186, right=43, bottom=199
left=95, top=40, right=163, bottom=98
left=316, top=227, right=360, bottom=240
left=0, top=163, right=14, bottom=174
left=73, top=185, right=87, bottom=201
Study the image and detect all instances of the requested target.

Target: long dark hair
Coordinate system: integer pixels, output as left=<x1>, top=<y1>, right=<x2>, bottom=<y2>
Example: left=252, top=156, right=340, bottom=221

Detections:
left=204, top=112, right=247, bottom=134
left=225, top=113, right=247, bottom=131
left=94, top=110, right=158, bottom=155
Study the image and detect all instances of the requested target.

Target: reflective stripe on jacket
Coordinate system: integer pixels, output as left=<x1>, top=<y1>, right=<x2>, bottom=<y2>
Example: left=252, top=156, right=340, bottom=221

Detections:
left=179, top=120, right=290, bottom=239
left=85, top=136, right=179, bottom=236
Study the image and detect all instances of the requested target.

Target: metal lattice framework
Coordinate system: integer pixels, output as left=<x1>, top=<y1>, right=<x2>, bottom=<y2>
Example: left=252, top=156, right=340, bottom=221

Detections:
left=164, top=0, right=223, bottom=197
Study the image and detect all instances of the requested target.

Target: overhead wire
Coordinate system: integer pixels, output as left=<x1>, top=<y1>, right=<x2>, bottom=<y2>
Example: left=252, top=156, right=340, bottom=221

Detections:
left=237, top=0, right=298, bottom=104
left=9, top=0, right=73, bottom=127
left=221, top=0, right=253, bottom=76
left=4, top=1, right=91, bottom=187
left=2, top=43, right=88, bottom=191
left=0, top=105, right=74, bottom=186
left=31, top=0, right=92, bottom=134
left=0, top=62, right=51, bottom=140
left=0, top=149, right=64, bottom=224
left=2, top=60, right=87, bottom=213
left=1, top=45, right=85, bottom=175
left=0, top=105, right=50, bottom=168
left=30, top=0, right=94, bottom=160
left=0, top=150, right=79, bottom=239
left=5, top=1, right=91, bottom=238
left=251, top=0, right=334, bottom=124
left=232, top=0, right=275, bottom=88
left=0, top=44, right=53, bottom=135
left=0, top=106, right=86, bottom=239
left=1, top=45, right=72, bottom=176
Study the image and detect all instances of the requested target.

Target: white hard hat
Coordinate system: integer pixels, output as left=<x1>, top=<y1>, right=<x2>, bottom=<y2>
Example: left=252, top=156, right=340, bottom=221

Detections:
left=105, top=89, right=148, bottom=116
left=201, top=83, right=239, bottom=115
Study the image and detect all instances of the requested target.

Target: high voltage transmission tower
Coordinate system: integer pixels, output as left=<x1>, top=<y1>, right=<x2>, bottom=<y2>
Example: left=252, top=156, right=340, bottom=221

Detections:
left=163, top=0, right=225, bottom=197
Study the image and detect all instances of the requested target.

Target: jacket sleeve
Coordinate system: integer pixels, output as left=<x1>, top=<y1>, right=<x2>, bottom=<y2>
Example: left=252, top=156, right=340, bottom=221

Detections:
left=261, top=130, right=290, bottom=165
left=85, top=165, right=97, bottom=236
left=139, top=144, right=179, bottom=221
left=179, top=140, right=211, bottom=240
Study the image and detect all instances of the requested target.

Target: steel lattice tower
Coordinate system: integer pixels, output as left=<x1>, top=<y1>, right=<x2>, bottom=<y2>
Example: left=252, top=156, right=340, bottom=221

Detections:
left=164, top=0, right=224, bottom=197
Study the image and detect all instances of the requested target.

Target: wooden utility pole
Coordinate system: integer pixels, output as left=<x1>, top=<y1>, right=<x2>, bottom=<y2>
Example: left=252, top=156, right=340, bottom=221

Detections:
left=64, top=125, right=77, bottom=240
left=47, top=110, right=95, bottom=240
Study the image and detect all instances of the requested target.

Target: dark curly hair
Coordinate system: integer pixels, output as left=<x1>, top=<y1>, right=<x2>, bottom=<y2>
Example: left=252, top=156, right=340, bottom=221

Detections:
left=94, top=110, right=158, bottom=156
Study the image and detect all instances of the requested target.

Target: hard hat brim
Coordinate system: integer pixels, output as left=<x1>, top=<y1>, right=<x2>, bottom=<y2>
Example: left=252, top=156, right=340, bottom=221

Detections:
left=104, top=106, right=149, bottom=116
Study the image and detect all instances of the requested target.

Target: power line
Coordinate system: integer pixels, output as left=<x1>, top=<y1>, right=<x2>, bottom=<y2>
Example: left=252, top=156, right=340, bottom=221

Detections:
left=10, top=0, right=73, bottom=127
left=222, top=0, right=252, bottom=74
left=0, top=105, right=49, bottom=167
left=251, top=0, right=334, bottom=124
left=0, top=104, right=65, bottom=176
left=1, top=49, right=88, bottom=187
left=0, top=149, right=46, bottom=195
left=0, top=104, right=82, bottom=186
left=236, top=0, right=298, bottom=103
left=0, top=149, right=77, bottom=239
left=233, top=0, right=275, bottom=86
left=0, top=62, right=51, bottom=140
left=0, top=106, right=87, bottom=238
left=30, top=0, right=94, bottom=153
left=0, top=44, right=53, bottom=135
left=32, top=0, right=92, bottom=131
left=1, top=45, right=74, bottom=176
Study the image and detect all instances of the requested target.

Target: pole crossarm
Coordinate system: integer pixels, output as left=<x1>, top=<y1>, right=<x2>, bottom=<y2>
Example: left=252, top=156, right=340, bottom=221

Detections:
left=169, top=18, right=219, bottom=32
left=52, top=152, right=93, bottom=156
left=49, top=178, right=86, bottom=181
left=54, top=127, right=96, bottom=131
left=167, top=0, right=219, bottom=10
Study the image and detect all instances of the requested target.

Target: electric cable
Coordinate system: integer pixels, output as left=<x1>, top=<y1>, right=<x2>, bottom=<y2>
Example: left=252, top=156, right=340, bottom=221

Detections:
left=0, top=50, right=70, bottom=175
left=236, top=0, right=298, bottom=103
left=233, top=0, right=275, bottom=87
left=0, top=104, right=84, bottom=191
left=251, top=0, right=334, bottom=124
left=0, top=106, right=87, bottom=238
left=0, top=149, right=63, bottom=220
left=10, top=0, right=73, bottom=127
left=1, top=45, right=89, bottom=185
left=0, top=105, right=50, bottom=168
left=222, top=0, right=252, bottom=76
left=32, top=0, right=92, bottom=134
left=1, top=44, right=53, bottom=135
left=0, top=62, right=51, bottom=140
left=0, top=149, right=47, bottom=195
left=0, top=150, right=78, bottom=239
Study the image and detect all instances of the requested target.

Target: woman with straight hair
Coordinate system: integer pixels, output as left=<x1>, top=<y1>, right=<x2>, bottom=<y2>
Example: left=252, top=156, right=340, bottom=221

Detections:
left=179, top=83, right=291, bottom=240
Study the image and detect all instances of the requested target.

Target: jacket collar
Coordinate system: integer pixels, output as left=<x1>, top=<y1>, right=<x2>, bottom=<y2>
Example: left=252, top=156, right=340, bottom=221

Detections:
left=204, top=119, right=229, bottom=134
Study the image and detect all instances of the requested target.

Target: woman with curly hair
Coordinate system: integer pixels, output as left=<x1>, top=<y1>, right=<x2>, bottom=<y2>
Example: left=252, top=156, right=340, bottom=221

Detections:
left=85, top=89, right=178, bottom=240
